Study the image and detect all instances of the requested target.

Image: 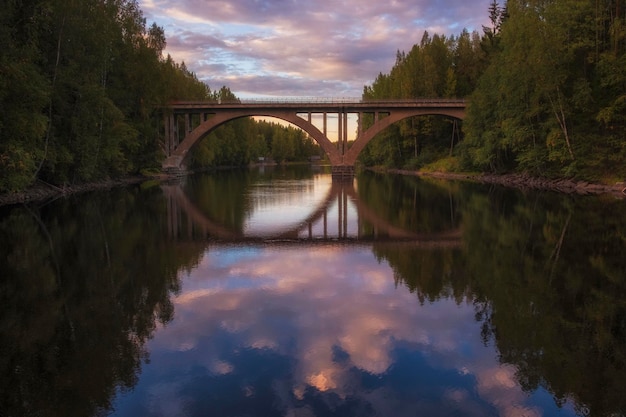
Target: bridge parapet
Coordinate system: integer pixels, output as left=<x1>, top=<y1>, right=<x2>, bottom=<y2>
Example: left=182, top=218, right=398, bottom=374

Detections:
left=242, top=97, right=361, bottom=104
left=167, top=98, right=467, bottom=111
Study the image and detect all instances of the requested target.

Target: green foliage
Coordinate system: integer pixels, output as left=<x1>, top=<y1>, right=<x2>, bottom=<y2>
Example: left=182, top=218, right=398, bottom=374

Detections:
left=360, top=30, right=485, bottom=169
left=0, top=0, right=211, bottom=192
left=463, top=0, right=626, bottom=180
left=190, top=116, right=322, bottom=169
left=362, top=0, right=626, bottom=182
left=0, top=0, right=50, bottom=191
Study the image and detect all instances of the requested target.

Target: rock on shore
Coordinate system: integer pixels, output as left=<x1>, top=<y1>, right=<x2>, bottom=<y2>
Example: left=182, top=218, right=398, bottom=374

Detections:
left=0, top=177, right=148, bottom=207
left=387, top=169, right=626, bottom=198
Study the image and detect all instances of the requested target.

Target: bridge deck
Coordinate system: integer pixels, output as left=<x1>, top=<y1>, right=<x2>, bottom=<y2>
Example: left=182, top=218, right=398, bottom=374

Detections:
left=168, top=99, right=466, bottom=113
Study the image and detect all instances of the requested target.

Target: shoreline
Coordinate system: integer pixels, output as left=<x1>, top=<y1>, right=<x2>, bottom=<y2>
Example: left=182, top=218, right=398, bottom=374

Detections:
left=0, top=176, right=152, bottom=208
left=1, top=169, right=625, bottom=208
left=384, top=169, right=626, bottom=198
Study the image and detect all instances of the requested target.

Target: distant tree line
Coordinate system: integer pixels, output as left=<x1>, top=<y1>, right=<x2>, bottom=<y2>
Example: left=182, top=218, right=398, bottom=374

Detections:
left=190, top=116, right=323, bottom=168
left=0, top=0, right=321, bottom=193
left=361, top=0, right=626, bottom=182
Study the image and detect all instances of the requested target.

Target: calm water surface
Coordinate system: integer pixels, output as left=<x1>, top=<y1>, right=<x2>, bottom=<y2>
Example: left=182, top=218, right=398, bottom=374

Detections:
left=1, top=166, right=625, bottom=417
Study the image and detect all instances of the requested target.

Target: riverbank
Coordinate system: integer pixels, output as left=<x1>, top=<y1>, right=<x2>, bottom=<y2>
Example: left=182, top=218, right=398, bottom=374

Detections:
left=0, top=177, right=150, bottom=208
left=385, top=169, right=626, bottom=198
left=1, top=169, right=625, bottom=208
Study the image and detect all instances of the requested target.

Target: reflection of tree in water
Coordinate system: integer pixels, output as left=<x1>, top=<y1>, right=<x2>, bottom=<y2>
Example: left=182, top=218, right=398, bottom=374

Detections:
left=178, top=167, right=319, bottom=236
left=362, top=170, right=471, bottom=303
left=182, top=169, right=254, bottom=234
left=357, top=171, right=464, bottom=234
left=0, top=186, right=206, bottom=417
left=373, top=245, right=471, bottom=304
left=376, top=185, right=626, bottom=416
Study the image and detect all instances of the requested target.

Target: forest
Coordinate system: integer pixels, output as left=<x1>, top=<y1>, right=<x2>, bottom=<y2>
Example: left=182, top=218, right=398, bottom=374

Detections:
left=0, top=0, right=321, bottom=193
left=1, top=0, right=625, bottom=193
left=362, top=0, right=626, bottom=183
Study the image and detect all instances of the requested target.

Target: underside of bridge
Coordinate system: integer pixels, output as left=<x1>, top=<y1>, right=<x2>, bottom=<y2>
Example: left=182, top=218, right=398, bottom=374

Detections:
left=161, top=100, right=466, bottom=180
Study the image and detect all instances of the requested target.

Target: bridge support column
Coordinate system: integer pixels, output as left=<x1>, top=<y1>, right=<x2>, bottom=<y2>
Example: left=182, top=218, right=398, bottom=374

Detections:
left=331, top=165, right=354, bottom=181
left=164, top=113, right=176, bottom=155
left=163, top=155, right=188, bottom=176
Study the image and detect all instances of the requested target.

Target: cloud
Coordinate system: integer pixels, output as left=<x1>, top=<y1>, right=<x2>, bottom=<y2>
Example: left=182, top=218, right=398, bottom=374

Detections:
left=138, top=0, right=494, bottom=96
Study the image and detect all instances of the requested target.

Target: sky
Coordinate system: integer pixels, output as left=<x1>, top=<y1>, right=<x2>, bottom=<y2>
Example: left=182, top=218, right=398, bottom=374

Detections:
left=138, top=0, right=494, bottom=98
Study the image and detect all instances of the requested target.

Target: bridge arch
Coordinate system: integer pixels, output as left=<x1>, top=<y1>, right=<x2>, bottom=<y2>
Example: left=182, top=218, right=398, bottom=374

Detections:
left=164, top=110, right=342, bottom=169
left=344, top=108, right=465, bottom=165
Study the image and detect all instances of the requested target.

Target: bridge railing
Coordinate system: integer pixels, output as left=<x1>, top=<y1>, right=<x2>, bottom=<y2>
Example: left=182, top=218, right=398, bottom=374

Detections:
left=238, top=97, right=362, bottom=104
left=170, top=97, right=467, bottom=106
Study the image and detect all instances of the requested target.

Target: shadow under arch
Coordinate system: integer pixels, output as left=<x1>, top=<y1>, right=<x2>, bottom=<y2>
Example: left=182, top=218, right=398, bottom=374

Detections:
left=162, top=179, right=461, bottom=246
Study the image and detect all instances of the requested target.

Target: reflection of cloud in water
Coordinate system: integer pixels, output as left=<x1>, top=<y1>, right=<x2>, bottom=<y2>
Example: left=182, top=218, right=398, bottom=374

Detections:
left=210, top=360, right=234, bottom=375
left=135, top=245, right=572, bottom=417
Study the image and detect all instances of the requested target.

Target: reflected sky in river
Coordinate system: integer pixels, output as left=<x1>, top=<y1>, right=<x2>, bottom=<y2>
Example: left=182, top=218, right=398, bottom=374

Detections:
left=110, top=243, right=575, bottom=417
left=241, top=175, right=360, bottom=237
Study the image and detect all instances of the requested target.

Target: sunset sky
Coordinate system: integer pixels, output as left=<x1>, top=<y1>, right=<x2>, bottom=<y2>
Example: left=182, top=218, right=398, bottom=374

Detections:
left=137, top=0, right=494, bottom=98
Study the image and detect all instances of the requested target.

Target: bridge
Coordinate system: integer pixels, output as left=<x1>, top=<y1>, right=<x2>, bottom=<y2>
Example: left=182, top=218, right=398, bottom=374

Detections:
left=162, top=98, right=466, bottom=179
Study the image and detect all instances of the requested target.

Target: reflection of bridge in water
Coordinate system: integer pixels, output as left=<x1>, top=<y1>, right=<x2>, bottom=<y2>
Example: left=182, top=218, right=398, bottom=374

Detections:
left=163, top=180, right=461, bottom=248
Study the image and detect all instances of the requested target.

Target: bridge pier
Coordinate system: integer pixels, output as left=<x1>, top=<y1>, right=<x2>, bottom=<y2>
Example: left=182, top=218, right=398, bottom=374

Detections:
left=331, top=165, right=354, bottom=181
left=162, top=155, right=189, bottom=176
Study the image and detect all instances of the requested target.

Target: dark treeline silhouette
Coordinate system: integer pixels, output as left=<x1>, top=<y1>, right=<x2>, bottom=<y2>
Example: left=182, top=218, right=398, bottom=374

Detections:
left=0, top=185, right=206, bottom=416
left=1, top=0, right=211, bottom=191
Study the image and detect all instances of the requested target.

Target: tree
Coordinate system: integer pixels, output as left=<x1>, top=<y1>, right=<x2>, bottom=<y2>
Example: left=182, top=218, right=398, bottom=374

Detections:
left=462, top=0, right=626, bottom=180
left=0, top=0, right=50, bottom=191
left=0, top=0, right=217, bottom=192
left=360, top=30, right=473, bottom=169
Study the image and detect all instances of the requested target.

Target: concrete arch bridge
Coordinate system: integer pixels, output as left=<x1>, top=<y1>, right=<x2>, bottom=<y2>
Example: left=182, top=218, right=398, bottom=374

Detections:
left=162, top=99, right=466, bottom=179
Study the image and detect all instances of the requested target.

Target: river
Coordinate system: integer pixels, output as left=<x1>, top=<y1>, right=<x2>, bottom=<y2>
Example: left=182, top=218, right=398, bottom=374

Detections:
left=1, top=166, right=625, bottom=417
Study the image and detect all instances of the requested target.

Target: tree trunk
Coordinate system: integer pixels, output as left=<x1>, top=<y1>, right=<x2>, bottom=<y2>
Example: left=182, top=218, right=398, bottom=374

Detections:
left=549, top=87, right=575, bottom=160
left=34, top=15, right=66, bottom=179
